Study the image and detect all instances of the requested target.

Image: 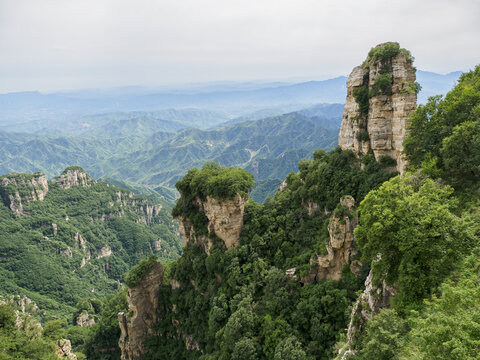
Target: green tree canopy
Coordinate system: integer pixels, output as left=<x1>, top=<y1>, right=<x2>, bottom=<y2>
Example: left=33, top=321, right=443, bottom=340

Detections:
left=404, top=65, right=480, bottom=188
left=355, top=174, right=477, bottom=309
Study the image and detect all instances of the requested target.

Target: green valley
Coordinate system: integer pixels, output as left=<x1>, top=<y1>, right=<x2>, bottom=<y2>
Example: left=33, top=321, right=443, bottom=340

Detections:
left=0, top=167, right=182, bottom=322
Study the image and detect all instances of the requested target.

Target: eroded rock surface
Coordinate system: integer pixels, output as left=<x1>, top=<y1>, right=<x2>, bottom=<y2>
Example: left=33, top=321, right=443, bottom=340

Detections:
left=203, top=194, right=246, bottom=248
left=76, top=311, right=97, bottom=328
left=0, top=172, right=49, bottom=215
left=338, top=42, right=417, bottom=173
left=118, top=262, right=164, bottom=360
left=176, top=194, right=247, bottom=253
left=115, top=191, right=163, bottom=224
left=304, top=196, right=360, bottom=283
left=51, top=167, right=95, bottom=189
left=56, top=339, right=78, bottom=359
left=97, top=246, right=112, bottom=259
left=341, top=269, right=396, bottom=358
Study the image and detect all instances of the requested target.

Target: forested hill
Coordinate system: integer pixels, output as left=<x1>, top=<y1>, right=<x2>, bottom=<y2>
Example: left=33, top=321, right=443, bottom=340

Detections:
left=0, top=167, right=182, bottom=322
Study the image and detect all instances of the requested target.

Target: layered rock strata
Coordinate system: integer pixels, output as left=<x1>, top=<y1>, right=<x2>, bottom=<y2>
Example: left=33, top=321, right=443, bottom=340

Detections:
left=118, top=262, right=164, bottom=360
left=338, top=42, right=417, bottom=173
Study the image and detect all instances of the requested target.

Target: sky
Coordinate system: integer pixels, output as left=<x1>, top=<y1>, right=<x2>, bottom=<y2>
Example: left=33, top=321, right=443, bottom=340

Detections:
left=0, top=0, right=479, bottom=93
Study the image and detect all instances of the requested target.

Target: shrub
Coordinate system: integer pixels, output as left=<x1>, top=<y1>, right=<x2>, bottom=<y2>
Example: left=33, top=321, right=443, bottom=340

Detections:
left=353, top=86, right=370, bottom=117
left=370, top=73, right=392, bottom=96
left=125, top=254, right=158, bottom=288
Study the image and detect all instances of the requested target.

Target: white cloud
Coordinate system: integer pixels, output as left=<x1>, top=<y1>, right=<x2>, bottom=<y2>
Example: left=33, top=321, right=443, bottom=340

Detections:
left=0, top=0, right=479, bottom=92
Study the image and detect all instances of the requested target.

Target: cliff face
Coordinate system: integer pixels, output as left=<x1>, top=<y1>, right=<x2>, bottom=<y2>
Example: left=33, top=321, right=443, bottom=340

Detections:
left=338, top=42, right=417, bottom=172
left=118, top=262, right=164, bottom=360
left=303, top=196, right=360, bottom=283
left=0, top=173, right=49, bottom=215
left=115, top=191, right=163, bottom=225
left=203, top=195, right=246, bottom=248
left=340, top=270, right=396, bottom=358
left=50, top=167, right=95, bottom=189
left=176, top=194, right=247, bottom=253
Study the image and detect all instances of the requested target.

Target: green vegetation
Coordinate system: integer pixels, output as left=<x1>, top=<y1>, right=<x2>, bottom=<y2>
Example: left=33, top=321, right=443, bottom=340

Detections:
left=366, top=42, right=414, bottom=65
left=400, top=248, right=480, bottom=359
left=404, top=65, right=480, bottom=188
left=249, top=178, right=283, bottom=203
left=135, top=147, right=397, bottom=359
left=399, top=81, right=422, bottom=94
left=353, top=86, right=370, bottom=117
left=175, top=162, right=254, bottom=200
left=83, top=290, right=128, bottom=359
left=125, top=254, right=158, bottom=288
left=0, top=170, right=181, bottom=322
left=370, top=73, right=392, bottom=96
left=355, top=309, right=409, bottom=360
left=355, top=174, right=476, bottom=310
left=0, top=302, right=60, bottom=359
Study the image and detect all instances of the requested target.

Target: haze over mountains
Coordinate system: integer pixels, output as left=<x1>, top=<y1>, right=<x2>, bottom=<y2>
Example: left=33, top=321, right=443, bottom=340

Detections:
left=0, top=70, right=462, bottom=202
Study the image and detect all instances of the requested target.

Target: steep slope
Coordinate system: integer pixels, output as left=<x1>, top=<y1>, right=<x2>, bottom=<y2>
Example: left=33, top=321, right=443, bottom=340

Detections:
left=335, top=65, right=480, bottom=360
left=338, top=42, right=418, bottom=172
left=113, top=148, right=396, bottom=359
left=0, top=167, right=181, bottom=321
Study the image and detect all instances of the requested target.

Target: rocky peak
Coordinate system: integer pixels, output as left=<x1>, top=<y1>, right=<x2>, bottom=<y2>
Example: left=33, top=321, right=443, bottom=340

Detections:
left=338, top=42, right=417, bottom=173
left=0, top=172, right=49, bottom=215
left=176, top=193, right=247, bottom=254
left=118, top=262, right=164, bottom=360
left=50, top=166, right=95, bottom=189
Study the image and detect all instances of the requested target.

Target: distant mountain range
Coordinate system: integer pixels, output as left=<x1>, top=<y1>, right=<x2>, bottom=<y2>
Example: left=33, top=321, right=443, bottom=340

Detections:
left=0, top=111, right=339, bottom=202
left=0, top=70, right=462, bottom=202
left=0, top=70, right=460, bottom=125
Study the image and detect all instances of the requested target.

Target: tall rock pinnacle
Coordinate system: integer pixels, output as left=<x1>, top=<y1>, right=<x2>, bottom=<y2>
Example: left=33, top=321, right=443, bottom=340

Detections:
left=338, top=42, right=417, bottom=172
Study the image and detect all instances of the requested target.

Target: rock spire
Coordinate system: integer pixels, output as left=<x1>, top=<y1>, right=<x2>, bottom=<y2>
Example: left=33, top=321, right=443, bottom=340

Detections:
left=338, top=42, right=417, bottom=172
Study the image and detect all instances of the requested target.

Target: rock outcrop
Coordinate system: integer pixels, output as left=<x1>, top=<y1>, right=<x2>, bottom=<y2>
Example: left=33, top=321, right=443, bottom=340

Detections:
left=338, top=42, right=417, bottom=173
left=176, top=194, right=247, bottom=253
left=97, top=246, right=112, bottom=259
left=56, top=339, right=78, bottom=359
left=340, top=269, right=396, bottom=358
left=203, top=195, right=247, bottom=248
left=76, top=311, right=97, bottom=328
left=0, top=172, right=49, bottom=215
left=115, top=191, right=163, bottom=224
left=118, top=262, right=164, bottom=360
left=304, top=196, right=360, bottom=283
left=74, top=232, right=92, bottom=268
left=50, top=166, right=95, bottom=189
left=1, top=295, right=78, bottom=359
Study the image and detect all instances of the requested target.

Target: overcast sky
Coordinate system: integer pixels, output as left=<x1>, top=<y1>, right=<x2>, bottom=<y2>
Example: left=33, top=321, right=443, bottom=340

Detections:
left=0, top=0, right=479, bottom=93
